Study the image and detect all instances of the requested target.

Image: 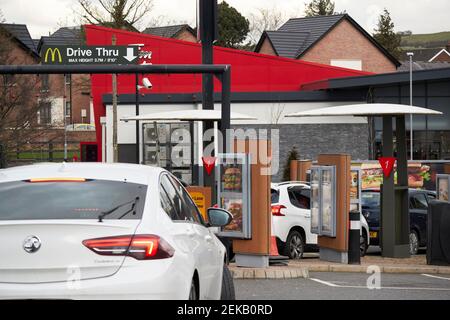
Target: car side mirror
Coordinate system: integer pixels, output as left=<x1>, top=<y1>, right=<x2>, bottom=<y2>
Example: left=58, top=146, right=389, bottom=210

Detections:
left=207, top=208, right=233, bottom=227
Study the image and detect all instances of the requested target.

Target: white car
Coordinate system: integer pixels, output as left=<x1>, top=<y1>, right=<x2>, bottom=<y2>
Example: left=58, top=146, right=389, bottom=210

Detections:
left=271, top=182, right=370, bottom=259
left=0, top=163, right=235, bottom=300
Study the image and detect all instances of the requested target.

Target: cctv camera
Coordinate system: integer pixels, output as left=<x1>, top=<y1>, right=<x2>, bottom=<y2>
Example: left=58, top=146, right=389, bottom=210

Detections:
left=142, top=78, right=152, bottom=89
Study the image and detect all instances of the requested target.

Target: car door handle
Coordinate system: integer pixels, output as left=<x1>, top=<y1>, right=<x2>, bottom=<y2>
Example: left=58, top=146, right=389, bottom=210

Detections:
left=204, top=235, right=213, bottom=243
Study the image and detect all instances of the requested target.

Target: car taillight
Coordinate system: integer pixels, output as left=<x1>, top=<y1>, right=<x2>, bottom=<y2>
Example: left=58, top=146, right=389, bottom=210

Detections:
left=82, top=234, right=175, bottom=260
left=271, top=205, right=286, bottom=216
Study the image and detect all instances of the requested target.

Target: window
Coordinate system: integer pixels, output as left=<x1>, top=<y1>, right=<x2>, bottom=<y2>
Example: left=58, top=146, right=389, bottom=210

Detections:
left=330, top=59, right=362, bottom=71
left=362, top=192, right=380, bottom=208
left=0, top=180, right=147, bottom=221
left=39, top=102, right=52, bottom=125
left=160, top=181, right=179, bottom=220
left=160, top=174, right=183, bottom=220
left=169, top=175, right=204, bottom=225
left=64, top=74, right=71, bottom=85
left=410, top=193, right=428, bottom=210
left=65, top=101, right=71, bottom=118
left=288, top=187, right=310, bottom=210
left=40, top=74, right=49, bottom=91
left=271, top=189, right=280, bottom=204
left=3, top=75, right=14, bottom=87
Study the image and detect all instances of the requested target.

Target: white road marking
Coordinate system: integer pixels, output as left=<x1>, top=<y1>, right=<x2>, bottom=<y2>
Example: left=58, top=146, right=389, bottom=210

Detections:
left=422, top=274, right=450, bottom=281
left=310, top=278, right=339, bottom=287
left=310, top=278, right=450, bottom=291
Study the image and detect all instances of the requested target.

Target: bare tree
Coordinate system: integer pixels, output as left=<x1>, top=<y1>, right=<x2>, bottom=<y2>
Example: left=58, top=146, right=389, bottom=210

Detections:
left=270, top=103, right=286, bottom=125
left=0, top=27, right=54, bottom=166
left=145, top=15, right=190, bottom=29
left=77, top=0, right=154, bottom=31
left=248, top=7, right=287, bottom=44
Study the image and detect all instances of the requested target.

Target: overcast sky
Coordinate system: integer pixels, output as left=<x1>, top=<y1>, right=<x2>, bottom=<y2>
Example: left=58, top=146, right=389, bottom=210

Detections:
left=1, top=0, right=449, bottom=39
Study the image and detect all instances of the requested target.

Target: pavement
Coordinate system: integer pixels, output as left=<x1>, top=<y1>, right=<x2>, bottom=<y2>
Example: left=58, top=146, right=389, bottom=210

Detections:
left=229, top=248, right=450, bottom=280
left=235, top=272, right=450, bottom=300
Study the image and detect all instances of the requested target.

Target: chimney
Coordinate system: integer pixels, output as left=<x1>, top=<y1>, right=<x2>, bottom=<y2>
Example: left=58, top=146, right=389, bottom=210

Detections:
left=447, top=41, right=450, bottom=51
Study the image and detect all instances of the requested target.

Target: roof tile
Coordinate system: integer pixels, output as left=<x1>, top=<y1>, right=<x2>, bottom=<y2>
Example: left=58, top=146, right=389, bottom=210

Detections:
left=142, top=24, right=194, bottom=39
left=0, top=23, right=37, bottom=54
left=277, top=14, right=345, bottom=57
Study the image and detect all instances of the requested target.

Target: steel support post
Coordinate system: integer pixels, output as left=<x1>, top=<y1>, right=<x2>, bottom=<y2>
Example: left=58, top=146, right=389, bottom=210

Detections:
left=381, top=116, right=396, bottom=257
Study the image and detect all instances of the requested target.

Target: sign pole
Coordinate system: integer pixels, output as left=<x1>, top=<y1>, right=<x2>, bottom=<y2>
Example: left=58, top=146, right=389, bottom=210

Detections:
left=135, top=73, right=140, bottom=164
left=63, top=73, right=68, bottom=161
left=200, top=0, right=217, bottom=192
left=112, top=35, right=119, bottom=163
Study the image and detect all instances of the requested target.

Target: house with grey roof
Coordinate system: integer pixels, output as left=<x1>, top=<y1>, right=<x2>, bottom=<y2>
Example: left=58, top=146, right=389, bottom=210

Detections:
left=37, top=26, right=83, bottom=54
left=36, top=26, right=92, bottom=127
left=255, top=14, right=400, bottom=74
left=142, top=24, right=197, bottom=43
left=0, top=23, right=39, bottom=59
left=400, top=42, right=450, bottom=63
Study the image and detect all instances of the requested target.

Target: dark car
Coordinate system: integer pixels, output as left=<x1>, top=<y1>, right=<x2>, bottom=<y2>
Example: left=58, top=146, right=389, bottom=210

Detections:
left=361, top=189, right=436, bottom=255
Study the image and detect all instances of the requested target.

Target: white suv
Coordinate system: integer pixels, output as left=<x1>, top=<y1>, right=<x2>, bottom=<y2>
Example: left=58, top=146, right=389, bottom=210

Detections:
left=271, top=182, right=370, bottom=259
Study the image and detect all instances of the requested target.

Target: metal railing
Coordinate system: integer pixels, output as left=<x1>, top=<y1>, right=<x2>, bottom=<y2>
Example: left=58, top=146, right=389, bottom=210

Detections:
left=2, top=142, right=81, bottom=167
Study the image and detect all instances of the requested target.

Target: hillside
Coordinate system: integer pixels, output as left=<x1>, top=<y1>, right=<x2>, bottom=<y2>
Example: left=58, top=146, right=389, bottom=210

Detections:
left=401, top=31, right=450, bottom=49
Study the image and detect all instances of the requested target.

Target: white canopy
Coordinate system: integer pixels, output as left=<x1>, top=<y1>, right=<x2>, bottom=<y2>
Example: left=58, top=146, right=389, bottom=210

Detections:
left=121, top=109, right=257, bottom=122
left=285, top=103, right=443, bottom=118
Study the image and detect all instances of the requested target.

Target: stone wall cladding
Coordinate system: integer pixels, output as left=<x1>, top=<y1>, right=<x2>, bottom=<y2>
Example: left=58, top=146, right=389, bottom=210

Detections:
left=232, top=123, right=369, bottom=182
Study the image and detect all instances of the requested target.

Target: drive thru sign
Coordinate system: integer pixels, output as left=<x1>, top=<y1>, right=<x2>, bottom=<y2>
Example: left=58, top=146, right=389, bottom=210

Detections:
left=41, top=46, right=139, bottom=65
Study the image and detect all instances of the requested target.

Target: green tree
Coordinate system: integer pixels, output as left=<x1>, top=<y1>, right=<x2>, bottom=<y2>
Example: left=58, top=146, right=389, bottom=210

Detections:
left=216, top=1, right=250, bottom=48
left=304, top=0, right=336, bottom=17
left=373, top=9, right=402, bottom=60
left=282, top=147, right=300, bottom=182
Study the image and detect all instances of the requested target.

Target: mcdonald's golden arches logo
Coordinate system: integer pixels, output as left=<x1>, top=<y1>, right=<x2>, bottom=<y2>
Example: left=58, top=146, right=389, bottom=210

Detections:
left=44, top=47, right=62, bottom=63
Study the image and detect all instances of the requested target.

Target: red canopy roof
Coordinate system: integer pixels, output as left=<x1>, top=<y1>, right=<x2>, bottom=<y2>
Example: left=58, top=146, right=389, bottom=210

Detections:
left=84, top=25, right=372, bottom=161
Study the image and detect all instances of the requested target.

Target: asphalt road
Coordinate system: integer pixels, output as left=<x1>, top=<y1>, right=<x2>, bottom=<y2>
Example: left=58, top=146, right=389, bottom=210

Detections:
left=235, top=272, right=450, bottom=300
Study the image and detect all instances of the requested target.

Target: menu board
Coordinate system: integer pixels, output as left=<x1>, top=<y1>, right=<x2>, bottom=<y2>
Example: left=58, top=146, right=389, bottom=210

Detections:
left=321, top=169, right=334, bottom=235
left=216, top=154, right=252, bottom=239
left=222, top=198, right=243, bottom=232
left=310, top=166, right=336, bottom=237
left=143, top=122, right=192, bottom=184
left=350, top=168, right=361, bottom=212
left=437, top=175, right=450, bottom=202
left=360, top=162, right=432, bottom=190
left=310, top=169, right=320, bottom=234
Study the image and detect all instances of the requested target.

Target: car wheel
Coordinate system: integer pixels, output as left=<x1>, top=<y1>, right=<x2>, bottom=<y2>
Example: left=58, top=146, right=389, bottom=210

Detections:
left=409, top=230, right=419, bottom=255
left=285, top=230, right=305, bottom=260
left=221, top=264, right=235, bottom=300
left=188, top=279, right=198, bottom=300
left=360, top=232, right=368, bottom=257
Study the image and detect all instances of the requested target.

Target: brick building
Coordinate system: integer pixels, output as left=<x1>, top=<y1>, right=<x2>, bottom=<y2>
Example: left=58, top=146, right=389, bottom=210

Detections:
left=430, top=43, right=450, bottom=63
left=255, top=14, right=400, bottom=73
left=400, top=42, right=450, bottom=63
left=0, top=24, right=46, bottom=126
left=0, top=24, right=96, bottom=166
left=37, top=27, right=94, bottom=126
left=0, top=23, right=40, bottom=63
